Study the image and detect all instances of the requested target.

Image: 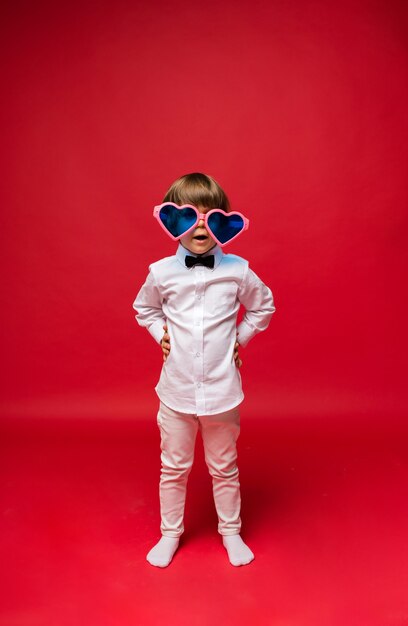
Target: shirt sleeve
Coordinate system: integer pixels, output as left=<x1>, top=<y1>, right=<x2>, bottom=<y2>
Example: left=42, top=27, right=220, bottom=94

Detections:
left=133, top=267, right=166, bottom=344
left=236, top=265, right=276, bottom=347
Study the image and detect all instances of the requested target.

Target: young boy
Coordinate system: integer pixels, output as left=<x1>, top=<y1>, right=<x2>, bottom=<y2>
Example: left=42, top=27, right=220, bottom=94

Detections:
left=133, top=173, right=275, bottom=567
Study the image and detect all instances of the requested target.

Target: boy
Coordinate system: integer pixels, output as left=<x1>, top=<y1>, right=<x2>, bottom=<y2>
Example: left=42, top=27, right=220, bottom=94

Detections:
left=133, top=173, right=276, bottom=567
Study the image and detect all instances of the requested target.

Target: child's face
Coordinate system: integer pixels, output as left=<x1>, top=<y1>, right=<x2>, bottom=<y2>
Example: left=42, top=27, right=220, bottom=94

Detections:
left=180, top=206, right=216, bottom=255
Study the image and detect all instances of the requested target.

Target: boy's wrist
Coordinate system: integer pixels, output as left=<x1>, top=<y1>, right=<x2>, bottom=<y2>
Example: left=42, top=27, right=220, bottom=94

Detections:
left=236, top=321, right=253, bottom=348
left=149, top=319, right=167, bottom=344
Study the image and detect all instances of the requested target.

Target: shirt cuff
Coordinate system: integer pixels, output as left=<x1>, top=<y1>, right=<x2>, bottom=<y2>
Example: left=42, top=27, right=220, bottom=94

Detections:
left=148, top=319, right=166, bottom=344
left=236, top=320, right=255, bottom=348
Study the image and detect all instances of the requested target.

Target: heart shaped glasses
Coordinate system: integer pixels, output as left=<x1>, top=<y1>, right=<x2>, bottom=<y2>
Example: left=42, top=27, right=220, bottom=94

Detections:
left=153, top=203, right=249, bottom=247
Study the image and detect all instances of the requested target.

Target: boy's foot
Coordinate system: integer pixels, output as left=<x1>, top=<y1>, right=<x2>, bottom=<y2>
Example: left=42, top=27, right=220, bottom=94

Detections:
left=146, top=536, right=179, bottom=568
left=222, top=534, right=254, bottom=566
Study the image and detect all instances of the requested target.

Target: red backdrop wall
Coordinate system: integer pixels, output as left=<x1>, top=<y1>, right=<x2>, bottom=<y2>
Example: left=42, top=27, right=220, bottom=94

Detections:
left=1, top=0, right=407, bottom=422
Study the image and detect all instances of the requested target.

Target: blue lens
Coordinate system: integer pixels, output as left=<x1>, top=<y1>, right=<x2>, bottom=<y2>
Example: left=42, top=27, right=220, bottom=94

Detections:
left=159, top=205, right=197, bottom=237
left=207, top=212, right=245, bottom=244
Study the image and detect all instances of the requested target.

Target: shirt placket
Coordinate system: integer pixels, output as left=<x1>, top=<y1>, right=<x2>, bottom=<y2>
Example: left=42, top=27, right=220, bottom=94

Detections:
left=193, top=266, right=205, bottom=414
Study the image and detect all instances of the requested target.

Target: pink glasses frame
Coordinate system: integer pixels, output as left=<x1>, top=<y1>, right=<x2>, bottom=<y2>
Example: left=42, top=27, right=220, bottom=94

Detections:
left=153, top=202, right=249, bottom=247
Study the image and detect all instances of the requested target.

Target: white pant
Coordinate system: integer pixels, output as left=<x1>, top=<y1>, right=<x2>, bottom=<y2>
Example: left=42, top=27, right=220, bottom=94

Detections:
left=157, top=401, right=242, bottom=537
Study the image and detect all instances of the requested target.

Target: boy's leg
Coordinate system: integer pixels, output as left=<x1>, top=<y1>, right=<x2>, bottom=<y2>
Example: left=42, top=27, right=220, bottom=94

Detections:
left=199, top=405, right=242, bottom=535
left=157, top=402, right=198, bottom=537
left=200, top=406, right=254, bottom=566
left=146, top=402, right=198, bottom=567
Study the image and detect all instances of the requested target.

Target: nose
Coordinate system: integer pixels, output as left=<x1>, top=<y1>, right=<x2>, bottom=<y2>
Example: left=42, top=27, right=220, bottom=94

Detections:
left=198, top=218, right=205, bottom=227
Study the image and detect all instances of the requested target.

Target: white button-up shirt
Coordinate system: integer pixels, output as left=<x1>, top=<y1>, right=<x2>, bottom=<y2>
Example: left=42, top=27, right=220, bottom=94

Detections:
left=133, top=244, right=276, bottom=415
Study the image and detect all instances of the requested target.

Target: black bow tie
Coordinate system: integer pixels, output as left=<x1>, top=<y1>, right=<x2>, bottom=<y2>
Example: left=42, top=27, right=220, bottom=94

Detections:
left=185, top=254, right=215, bottom=269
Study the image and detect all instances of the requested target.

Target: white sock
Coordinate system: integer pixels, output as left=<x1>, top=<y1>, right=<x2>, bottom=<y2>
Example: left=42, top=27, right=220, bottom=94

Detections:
left=222, top=534, right=254, bottom=566
left=146, top=536, right=180, bottom=568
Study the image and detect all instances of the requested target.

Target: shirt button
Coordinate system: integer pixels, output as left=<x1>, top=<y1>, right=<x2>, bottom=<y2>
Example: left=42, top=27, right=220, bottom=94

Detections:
left=196, top=352, right=201, bottom=357
left=195, top=320, right=201, bottom=326
left=197, top=382, right=202, bottom=388
left=196, top=295, right=201, bottom=300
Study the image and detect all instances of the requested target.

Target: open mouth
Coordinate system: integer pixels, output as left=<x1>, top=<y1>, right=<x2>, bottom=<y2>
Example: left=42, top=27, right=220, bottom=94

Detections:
left=193, top=235, right=208, bottom=241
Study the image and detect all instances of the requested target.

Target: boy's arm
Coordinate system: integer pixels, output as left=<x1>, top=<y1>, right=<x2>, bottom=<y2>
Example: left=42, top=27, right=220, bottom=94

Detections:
left=133, top=268, right=166, bottom=344
left=236, top=266, right=276, bottom=348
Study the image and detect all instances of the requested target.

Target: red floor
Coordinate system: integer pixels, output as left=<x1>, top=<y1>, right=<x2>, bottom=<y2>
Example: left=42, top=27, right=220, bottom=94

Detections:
left=1, top=413, right=407, bottom=626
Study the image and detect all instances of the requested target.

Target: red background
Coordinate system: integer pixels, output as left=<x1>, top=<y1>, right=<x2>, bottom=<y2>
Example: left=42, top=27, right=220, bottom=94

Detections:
left=1, top=1, right=408, bottom=625
left=1, top=0, right=407, bottom=423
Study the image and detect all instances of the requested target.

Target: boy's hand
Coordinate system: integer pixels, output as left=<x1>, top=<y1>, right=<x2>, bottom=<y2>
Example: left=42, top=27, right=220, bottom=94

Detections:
left=161, top=324, right=171, bottom=361
left=234, top=340, right=242, bottom=368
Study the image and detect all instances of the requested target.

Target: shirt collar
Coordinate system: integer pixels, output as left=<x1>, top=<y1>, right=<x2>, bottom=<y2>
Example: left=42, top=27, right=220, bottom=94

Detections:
left=176, top=243, right=224, bottom=271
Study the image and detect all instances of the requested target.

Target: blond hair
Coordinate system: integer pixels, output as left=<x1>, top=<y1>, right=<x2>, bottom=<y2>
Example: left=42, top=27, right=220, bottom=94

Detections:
left=163, top=173, right=230, bottom=212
